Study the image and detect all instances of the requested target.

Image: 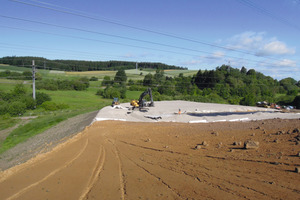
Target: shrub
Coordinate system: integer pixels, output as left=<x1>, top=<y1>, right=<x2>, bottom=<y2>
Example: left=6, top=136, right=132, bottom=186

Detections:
left=41, top=101, right=57, bottom=111
left=36, top=92, right=51, bottom=106
left=41, top=101, right=69, bottom=111
left=90, top=76, right=98, bottom=81
left=0, top=102, right=9, bottom=115
left=96, top=89, right=103, bottom=96
left=8, top=101, right=26, bottom=116
left=21, top=96, right=36, bottom=109
left=12, top=84, right=27, bottom=97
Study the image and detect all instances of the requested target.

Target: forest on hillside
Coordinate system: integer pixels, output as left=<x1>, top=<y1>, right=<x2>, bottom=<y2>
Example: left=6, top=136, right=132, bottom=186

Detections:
left=0, top=56, right=186, bottom=71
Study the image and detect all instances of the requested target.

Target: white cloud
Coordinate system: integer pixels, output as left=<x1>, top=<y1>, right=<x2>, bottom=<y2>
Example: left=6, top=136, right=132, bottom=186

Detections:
left=276, top=59, right=297, bottom=67
left=257, top=41, right=295, bottom=56
left=226, top=31, right=295, bottom=56
left=227, top=31, right=264, bottom=49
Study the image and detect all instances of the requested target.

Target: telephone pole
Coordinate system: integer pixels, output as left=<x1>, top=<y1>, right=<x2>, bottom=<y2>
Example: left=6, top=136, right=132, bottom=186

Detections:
left=136, top=62, right=138, bottom=74
left=32, top=60, right=36, bottom=100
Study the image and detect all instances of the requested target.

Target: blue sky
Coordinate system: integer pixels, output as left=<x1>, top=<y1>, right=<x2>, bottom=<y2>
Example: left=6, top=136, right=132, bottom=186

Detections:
left=1, top=0, right=300, bottom=80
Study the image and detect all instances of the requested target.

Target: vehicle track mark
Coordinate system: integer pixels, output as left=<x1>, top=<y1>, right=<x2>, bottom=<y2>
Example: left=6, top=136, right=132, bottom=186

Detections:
left=6, top=139, right=89, bottom=200
left=114, top=145, right=184, bottom=200
left=119, top=140, right=188, bottom=155
left=108, top=139, right=125, bottom=200
left=206, top=155, right=300, bottom=167
left=141, top=158, right=250, bottom=200
left=121, top=144, right=276, bottom=199
left=79, top=145, right=105, bottom=200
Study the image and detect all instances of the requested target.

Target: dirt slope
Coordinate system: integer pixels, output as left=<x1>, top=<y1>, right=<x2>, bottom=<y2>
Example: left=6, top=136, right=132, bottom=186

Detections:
left=0, top=119, right=299, bottom=200
left=0, top=111, right=98, bottom=171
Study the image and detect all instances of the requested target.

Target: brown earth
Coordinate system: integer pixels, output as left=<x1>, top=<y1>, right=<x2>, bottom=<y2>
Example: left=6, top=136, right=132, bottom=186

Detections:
left=0, top=119, right=300, bottom=200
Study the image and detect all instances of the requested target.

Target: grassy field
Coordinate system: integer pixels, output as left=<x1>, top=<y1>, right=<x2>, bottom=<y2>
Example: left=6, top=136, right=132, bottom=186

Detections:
left=0, top=64, right=198, bottom=153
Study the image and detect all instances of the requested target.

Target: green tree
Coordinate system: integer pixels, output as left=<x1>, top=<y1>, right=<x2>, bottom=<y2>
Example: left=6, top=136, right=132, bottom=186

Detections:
left=143, top=73, right=153, bottom=86
left=292, top=95, right=300, bottom=109
left=102, top=76, right=111, bottom=86
left=241, top=66, right=247, bottom=74
left=154, top=68, right=164, bottom=85
left=114, top=69, right=127, bottom=85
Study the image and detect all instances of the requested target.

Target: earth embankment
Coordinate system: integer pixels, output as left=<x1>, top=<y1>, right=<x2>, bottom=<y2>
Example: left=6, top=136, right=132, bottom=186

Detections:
left=0, top=118, right=299, bottom=199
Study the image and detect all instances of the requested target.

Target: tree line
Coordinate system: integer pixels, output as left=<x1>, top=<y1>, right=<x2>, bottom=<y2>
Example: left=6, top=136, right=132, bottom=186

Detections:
left=0, top=56, right=187, bottom=71
left=98, top=65, right=300, bottom=108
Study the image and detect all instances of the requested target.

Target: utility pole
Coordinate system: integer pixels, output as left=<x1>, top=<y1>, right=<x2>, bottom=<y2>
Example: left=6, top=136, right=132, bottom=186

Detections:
left=32, top=60, right=36, bottom=100
left=136, top=62, right=138, bottom=74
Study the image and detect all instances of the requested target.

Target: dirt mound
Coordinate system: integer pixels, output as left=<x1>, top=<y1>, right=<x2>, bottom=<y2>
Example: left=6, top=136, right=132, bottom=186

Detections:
left=1, top=119, right=299, bottom=199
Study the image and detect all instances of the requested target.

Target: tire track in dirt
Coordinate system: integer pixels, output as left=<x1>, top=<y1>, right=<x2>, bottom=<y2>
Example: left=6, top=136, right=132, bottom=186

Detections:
left=116, top=139, right=279, bottom=199
left=108, top=139, right=125, bottom=200
left=6, top=138, right=89, bottom=200
left=142, top=158, right=251, bottom=200
left=79, top=145, right=105, bottom=200
left=116, top=146, right=185, bottom=200
left=119, top=140, right=189, bottom=155
left=206, top=155, right=300, bottom=167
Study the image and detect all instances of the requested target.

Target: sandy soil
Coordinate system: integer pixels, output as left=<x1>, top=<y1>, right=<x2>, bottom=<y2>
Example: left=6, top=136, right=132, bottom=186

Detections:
left=0, top=118, right=299, bottom=200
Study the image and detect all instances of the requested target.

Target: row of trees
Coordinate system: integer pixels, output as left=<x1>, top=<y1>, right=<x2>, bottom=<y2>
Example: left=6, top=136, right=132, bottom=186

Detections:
left=98, top=65, right=300, bottom=108
left=0, top=56, right=187, bottom=71
left=36, top=77, right=89, bottom=91
left=0, top=70, right=42, bottom=80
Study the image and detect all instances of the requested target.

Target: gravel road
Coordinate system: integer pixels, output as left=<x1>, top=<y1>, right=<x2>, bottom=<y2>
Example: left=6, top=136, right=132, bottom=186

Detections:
left=0, top=110, right=98, bottom=171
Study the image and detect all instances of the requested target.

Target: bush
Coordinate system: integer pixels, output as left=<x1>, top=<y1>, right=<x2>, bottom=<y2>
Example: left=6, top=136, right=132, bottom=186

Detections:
left=8, top=101, right=26, bottom=116
left=90, top=76, right=98, bottom=81
left=21, top=96, right=36, bottom=109
left=41, top=101, right=69, bottom=111
left=36, top=92, right=52, bottom=106
left=0, top=102, right=9, bottom=115
left=103, top=87, right=121, bottom=99
left=96, top=89, right=103, bottom=96
left=41, top=101, right=57, bottom=111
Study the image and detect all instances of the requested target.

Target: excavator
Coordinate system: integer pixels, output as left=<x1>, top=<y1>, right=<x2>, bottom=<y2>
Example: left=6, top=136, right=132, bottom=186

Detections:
left=130, top=88, right=154, bottom=110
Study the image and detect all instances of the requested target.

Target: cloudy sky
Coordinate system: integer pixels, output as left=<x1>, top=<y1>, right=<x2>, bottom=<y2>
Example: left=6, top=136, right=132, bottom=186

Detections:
left=1, top=0, right=299, bottom=80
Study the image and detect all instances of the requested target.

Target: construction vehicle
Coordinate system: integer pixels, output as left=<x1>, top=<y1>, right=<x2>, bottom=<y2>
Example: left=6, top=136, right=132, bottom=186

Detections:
left=130, top=88, right=154, bottom=110
left=112, top=97, right=120, bottom=107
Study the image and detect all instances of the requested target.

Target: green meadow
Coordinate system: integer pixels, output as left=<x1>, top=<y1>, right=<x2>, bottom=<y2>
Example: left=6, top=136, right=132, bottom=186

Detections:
left=0, top=64, right=197, bottom=153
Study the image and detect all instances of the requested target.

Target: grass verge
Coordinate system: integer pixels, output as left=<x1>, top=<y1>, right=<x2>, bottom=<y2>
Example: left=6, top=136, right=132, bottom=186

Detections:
left=0, top=107, right=102, bottom=154
left=0, top=116, right=20, bottom=131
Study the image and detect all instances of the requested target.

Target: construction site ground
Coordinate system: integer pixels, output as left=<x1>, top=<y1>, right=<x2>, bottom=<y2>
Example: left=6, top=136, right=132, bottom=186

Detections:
left=0, top=101, right=300, bottom=200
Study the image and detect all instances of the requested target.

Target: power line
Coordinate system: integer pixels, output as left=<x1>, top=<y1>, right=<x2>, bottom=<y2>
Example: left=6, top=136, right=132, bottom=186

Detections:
left=0, top=23, right=286, bottom=68
left=1, top=14, right=261, bottom=58
left=237, top=0, right=300, bottom=31
left=4, top=0, right=299, bottom=77
left=9, top=0, right=259, bottom=55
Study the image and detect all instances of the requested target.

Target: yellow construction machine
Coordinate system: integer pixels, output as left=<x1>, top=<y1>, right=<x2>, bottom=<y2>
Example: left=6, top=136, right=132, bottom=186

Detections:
left=130, top=88, right=154, bottom=110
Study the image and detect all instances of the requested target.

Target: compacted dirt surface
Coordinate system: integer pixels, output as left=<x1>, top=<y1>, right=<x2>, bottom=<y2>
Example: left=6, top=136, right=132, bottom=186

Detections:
left=1, top=117, right=300, bottom=199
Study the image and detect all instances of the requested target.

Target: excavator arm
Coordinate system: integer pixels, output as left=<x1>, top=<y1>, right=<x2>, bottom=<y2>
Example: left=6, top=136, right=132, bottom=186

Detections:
left=138, top=88, right=154, bottom=108
left=130, top=88, right=154, bottom=109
